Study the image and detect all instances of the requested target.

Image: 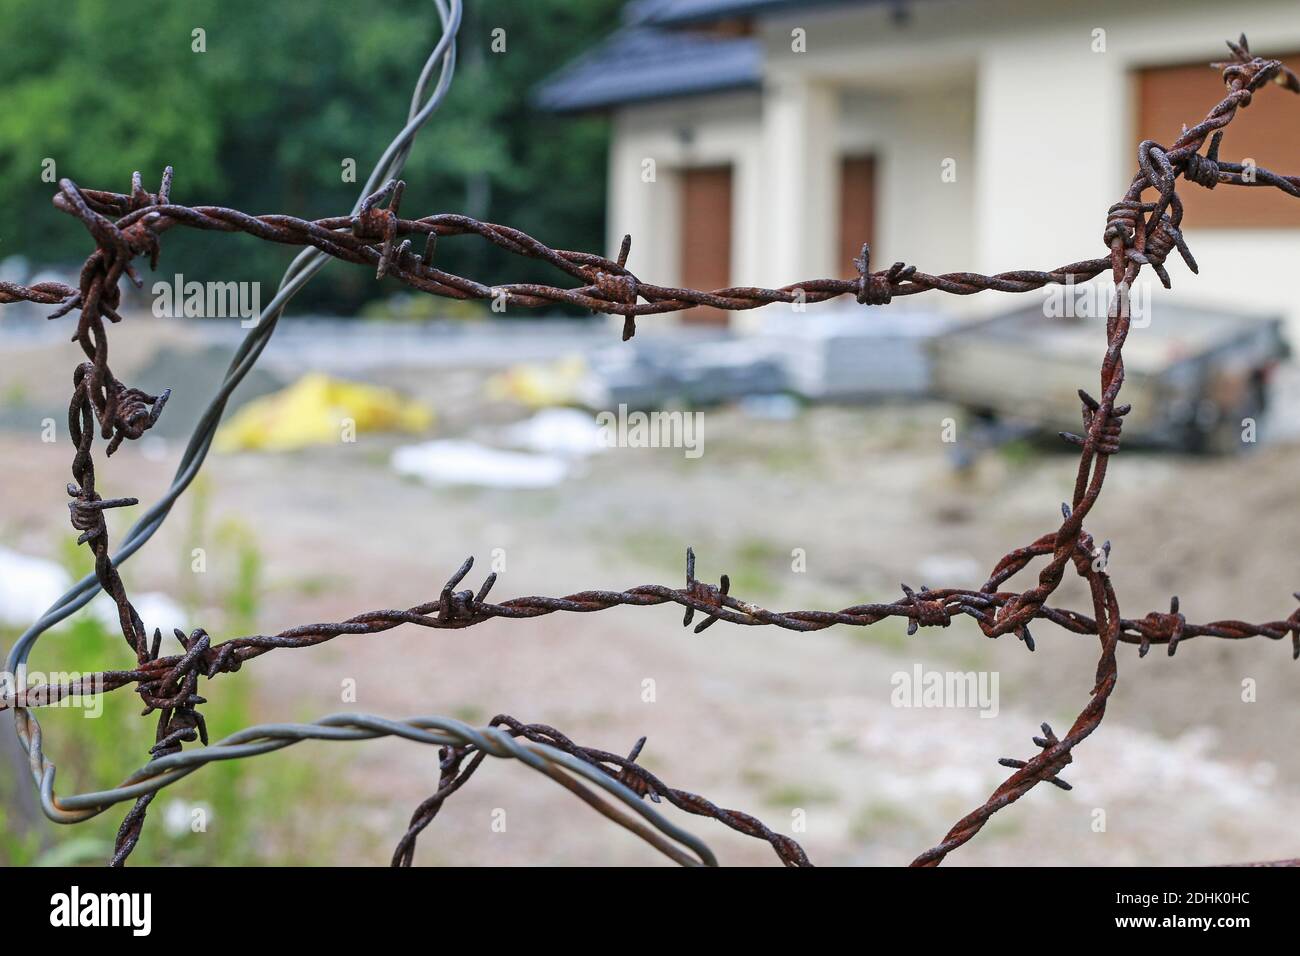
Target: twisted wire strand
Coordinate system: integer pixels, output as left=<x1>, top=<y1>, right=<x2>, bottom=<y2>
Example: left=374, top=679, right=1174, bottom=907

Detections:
left=7, top=126, right=1300, bottom=334
left=13, top=710, right=724, bottom=867
left=5, top=550, right=1298, bottom=715
left=0, top=280, right=76, bottom=304
left=392, top=714, right=810, bottom=867
left=5, top=0, right=474, bottom=865
left=4, top=0, right=462, bottom=659
left=909, top=36, right=1300, bottom=867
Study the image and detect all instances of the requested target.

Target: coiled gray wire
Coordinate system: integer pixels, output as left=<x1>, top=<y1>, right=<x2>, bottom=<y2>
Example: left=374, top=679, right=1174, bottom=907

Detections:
left=8, top=2, right=460, bottom=660
left=34, top=712, right=718, bottom=867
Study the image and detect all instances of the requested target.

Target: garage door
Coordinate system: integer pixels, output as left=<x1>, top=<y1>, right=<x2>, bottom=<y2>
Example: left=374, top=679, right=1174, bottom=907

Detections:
left=679, top=165, right=733, bottom=324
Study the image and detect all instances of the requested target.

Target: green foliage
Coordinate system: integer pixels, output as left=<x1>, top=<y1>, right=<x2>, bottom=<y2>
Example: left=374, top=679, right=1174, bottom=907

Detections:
left=0, top=805, right=42, bottom=866
left=215, top=518, right=261, bottom=635
left=0, top=0, right=621, bottom=314
left=0, top=502, right=341, bottom=865
left=12, top=612, right=339, bottom=866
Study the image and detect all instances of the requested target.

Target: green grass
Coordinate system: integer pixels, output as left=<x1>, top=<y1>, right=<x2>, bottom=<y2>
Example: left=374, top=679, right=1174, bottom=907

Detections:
left=0, top=502, right=346, bottom=866
left=616, top=530, right=785, bottom=599
left=850, top=799, right=919, bottom=842
left=847, top=615, right=911, bottom=653
left=1, top=380, right=29, bottom=407
left=451, top=704, right=487, bottom=725
left=997, top=438, right=1040, bottom=468
left=761, top=783, right=838, bottom=809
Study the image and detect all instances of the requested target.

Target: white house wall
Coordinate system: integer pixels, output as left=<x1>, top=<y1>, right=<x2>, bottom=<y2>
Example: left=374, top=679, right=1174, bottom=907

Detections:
left=758, top=0, right=1300, bottom=331
left=609, top=92, right=765, bottom=291
left=839, top=86, right=977, bottom=285
left=606, top=0, right=1300, bottom=336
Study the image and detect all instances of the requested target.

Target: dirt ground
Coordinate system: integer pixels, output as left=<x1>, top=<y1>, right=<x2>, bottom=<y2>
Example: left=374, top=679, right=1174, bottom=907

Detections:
left=3, top=316, right=1299, bottom=866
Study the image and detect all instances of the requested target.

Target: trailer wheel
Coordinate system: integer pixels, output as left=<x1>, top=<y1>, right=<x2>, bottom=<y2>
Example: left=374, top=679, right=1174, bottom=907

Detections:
left=1190, top=380, right=1267, bottom=455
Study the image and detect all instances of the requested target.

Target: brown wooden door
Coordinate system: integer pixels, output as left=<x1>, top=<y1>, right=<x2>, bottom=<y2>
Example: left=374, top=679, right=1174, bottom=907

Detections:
left=679, top=165, right=733, bottom=324
left=838, top=155, right=876, bottom=278
left=1136, top=54, right=1300, bottom=228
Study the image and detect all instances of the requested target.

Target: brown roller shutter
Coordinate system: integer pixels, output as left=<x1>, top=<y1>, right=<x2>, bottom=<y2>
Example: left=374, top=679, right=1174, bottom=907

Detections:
left=838, top=155, right=876, bottom=278
left=679, top=165, right=733, bottom=325
left=1136, top=54, right=1300, bottom=228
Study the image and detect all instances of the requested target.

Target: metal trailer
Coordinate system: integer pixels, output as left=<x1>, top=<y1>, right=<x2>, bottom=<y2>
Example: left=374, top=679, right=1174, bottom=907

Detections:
left=928, top=300, right=1290, bottom=453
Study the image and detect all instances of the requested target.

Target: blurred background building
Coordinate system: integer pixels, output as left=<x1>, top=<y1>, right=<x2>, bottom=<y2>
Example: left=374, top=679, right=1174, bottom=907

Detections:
left=539, top=0, right=1300, bottom=338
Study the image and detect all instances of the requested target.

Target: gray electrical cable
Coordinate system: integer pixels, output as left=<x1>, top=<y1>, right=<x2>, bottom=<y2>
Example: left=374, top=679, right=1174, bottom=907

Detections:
left=30, top=711, right=718, bottom=867
left=7, top=0, right=459, bottom=669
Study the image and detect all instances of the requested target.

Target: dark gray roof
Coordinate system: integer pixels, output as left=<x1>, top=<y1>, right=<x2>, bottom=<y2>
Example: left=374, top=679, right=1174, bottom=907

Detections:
left=535, top=26, right=761, bottom=112
left=634, top=0, right=858, bottom=25
left=534, top=0, right=917, bottom=112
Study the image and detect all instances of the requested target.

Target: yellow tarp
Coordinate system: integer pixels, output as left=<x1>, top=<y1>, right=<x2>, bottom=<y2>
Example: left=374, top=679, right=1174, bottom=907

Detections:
left=215, top=372, right=433, bottom=452
left=485, top=354, right=587, bottom=407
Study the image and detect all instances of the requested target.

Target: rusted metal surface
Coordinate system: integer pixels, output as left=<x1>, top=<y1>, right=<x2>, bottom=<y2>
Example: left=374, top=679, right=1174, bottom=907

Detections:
left=392, top=714, right=809, bottom=867
left=0, top=280, right=76, bottom=305
left=4, top=33, right=1300, bottom=868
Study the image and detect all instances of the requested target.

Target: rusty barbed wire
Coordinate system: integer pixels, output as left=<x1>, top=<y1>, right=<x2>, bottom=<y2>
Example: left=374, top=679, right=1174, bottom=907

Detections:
left=0, top=280, right=76, bottom=305
left=392, top=714, right=809, bottom=867
left=7, top=549, right=1298, bottom=715
left=4, top=29, right=1300, bottom=868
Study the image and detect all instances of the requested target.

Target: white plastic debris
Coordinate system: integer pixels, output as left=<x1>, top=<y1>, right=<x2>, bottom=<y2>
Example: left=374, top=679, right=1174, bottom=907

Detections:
left=0, top=547, right=69, bottom=628
left=91, top=591, right=187, bottom=635
left=0, top=546, right=186, bottom=634
left=739, top=393, right=801, bottom=421
left=917, top=553, right=982, bottom=585
left=162, top=798, right=212, bottom=837
left=500, top=407, right=605, bottom=458
left=392, top=440, right=569, bottom=489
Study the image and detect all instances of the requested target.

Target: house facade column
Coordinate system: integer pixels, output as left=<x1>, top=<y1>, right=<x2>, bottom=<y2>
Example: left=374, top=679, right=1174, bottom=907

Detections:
left=760, top=74, right=839, bottom=286
left=607, top=118, right=682, bottom=289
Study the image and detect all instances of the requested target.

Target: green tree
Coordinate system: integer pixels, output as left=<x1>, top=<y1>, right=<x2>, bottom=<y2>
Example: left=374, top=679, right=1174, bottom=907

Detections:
left=0, top=0, right=621, bottom=314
